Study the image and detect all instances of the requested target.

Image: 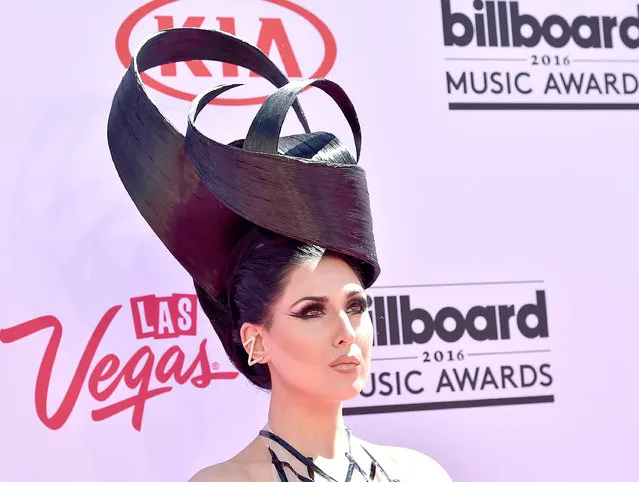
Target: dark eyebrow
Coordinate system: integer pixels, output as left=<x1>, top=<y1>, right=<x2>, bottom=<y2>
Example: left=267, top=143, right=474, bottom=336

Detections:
left=289, top=295, right=328, bottom=309
left=345, top=288, right=366, bottom=299
left=289, top=289, right=365, bottom=310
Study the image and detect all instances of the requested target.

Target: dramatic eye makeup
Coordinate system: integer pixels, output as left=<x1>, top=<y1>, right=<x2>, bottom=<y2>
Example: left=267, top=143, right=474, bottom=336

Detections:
left=288, top=291, right=369, bottom=320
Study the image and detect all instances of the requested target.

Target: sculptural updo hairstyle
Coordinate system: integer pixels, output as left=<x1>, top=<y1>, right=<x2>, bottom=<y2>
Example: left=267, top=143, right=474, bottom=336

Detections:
left=107, top=28, right=380, bottom=391
left=195, top=132, right=366, bottom=390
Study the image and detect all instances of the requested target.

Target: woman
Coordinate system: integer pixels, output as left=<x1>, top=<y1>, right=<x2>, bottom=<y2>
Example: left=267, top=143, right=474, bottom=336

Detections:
left=107, top=27, right=452, bottom=482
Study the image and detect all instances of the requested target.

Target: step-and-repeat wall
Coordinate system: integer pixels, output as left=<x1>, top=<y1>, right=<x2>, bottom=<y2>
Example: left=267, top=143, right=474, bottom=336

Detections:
left=1, top=1, right=637, bottom=481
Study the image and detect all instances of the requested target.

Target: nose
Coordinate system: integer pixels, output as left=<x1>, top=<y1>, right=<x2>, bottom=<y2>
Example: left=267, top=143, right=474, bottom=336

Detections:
left=334, top=311, right=357, bottom=347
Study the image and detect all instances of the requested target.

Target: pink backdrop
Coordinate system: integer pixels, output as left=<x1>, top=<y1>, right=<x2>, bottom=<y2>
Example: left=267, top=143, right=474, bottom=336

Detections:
left=1, top=1, right=638, bottom=481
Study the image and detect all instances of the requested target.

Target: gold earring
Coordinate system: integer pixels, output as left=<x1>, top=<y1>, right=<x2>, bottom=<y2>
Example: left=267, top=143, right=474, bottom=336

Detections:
left=243, top=335, right=264, bottom=366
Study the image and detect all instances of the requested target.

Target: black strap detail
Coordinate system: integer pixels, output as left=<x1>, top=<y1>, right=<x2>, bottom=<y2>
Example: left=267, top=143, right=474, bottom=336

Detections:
left=345, top=452, right=372, bottom=480
left=360, top=445, right=400, bottom=482
left=345, top=463, right=355, bottom=481
left=269, top=447, right=291, bottom=482
left=261, top=428, right=399, bottom=481
left=260, top=430, right=339, bottom=482
left=269, top=446, right=316, bottom=482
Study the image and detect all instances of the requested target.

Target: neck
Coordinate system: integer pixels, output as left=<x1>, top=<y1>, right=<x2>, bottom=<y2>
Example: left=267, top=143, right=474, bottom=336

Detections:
left=267, top=382, right=348, bottom=461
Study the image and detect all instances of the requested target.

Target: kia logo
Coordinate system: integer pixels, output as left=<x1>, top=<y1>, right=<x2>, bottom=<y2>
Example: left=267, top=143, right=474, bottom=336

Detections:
left=115, top=0, right=337, bottom=105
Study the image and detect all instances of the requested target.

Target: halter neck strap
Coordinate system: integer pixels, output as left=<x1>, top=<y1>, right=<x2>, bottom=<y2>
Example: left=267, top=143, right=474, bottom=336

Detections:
left=259, top=426, right=400, bottom=481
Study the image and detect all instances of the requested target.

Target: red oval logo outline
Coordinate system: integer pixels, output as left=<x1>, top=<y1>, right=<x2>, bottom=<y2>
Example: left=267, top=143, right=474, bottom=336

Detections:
left=115, top=0, right=337, bottom=106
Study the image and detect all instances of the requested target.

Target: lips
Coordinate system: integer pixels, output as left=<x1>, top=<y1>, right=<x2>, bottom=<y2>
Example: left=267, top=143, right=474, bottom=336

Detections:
left=329, top=355, right=361, bottom=367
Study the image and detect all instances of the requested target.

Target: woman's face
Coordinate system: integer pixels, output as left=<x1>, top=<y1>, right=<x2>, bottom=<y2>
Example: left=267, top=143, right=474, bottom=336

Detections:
left=262, top=254, right=373, bottom=402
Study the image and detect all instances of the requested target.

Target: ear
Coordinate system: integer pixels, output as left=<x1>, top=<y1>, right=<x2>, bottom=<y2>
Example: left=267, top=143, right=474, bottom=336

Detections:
left=239, top=322, right=268, bottom=365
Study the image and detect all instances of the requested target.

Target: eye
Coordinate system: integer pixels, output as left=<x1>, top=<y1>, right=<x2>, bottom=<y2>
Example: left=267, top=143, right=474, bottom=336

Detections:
left=346, top=298, right=368, bottom=315
left=291, top=297, right=369, bottom=320
left=293, top=302, right=325, bottom=320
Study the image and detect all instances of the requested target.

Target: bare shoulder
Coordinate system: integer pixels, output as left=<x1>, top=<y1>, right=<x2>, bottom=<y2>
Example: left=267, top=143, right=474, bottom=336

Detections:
left=188, top=460, right=252, bottom=482
left=188, top=441, right=271, bottom=482
left=360, top=439, right=454, bottom=482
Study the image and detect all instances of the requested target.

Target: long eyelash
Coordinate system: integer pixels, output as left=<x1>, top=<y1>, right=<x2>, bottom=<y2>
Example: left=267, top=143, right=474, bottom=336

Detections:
left=291, top=298, right=369, bottom=319
left=292, top=301, right=325, bottom=319
left=349, top=298, right=368, bottom=313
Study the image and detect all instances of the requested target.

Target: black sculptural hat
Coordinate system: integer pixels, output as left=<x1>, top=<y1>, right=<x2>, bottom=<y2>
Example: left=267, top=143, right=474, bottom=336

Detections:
left=107, top=27, right=380, bottom=314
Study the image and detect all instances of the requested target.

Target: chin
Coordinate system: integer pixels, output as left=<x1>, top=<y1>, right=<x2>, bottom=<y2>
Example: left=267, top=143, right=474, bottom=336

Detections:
left=330, top=378, right=367, bottom=401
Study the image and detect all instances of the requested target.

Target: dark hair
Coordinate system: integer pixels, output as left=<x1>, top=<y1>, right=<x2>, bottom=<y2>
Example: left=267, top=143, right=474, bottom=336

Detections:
left=195, top=132, right=366, bottom=389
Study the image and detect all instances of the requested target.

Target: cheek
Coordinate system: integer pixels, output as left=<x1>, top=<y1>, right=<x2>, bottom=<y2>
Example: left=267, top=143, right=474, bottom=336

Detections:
left=269, top=323, right=326, bottom=366
left=356, top=313, right=374, bottom=358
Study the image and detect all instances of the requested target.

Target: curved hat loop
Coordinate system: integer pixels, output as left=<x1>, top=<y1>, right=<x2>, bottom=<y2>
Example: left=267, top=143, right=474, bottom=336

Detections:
left=132, top=28, right=310, bottom=132
left=243, top=78, right=362, bottom=162
left=189, top=83, right=245, bottom=122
